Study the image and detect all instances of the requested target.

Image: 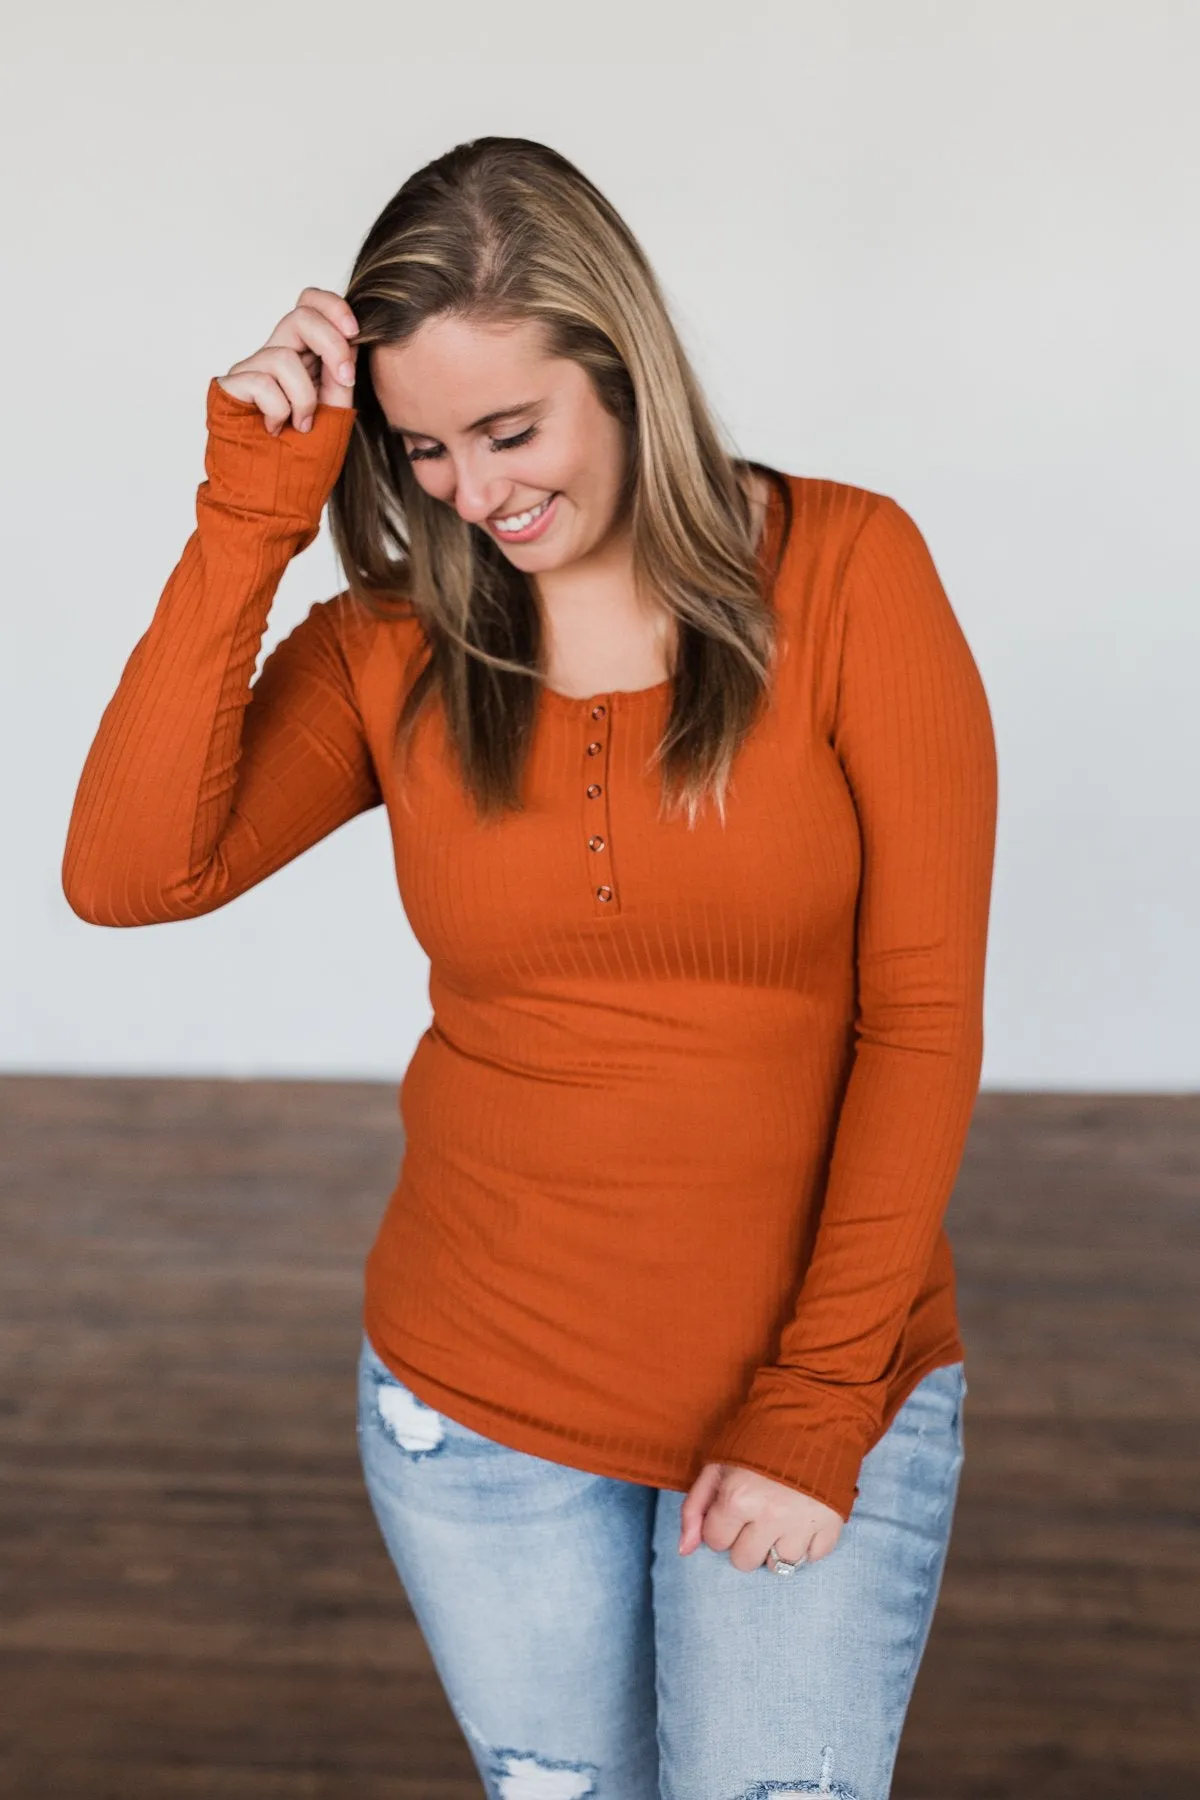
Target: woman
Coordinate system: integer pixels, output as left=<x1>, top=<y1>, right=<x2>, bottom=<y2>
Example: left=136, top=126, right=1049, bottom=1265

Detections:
left=63, top=136, right=998, bottom=1799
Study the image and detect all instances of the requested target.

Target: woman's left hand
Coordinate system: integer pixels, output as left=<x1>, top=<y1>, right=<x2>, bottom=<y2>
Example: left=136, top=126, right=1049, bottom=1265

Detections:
left=678, top=1462, right=845, bottom=1572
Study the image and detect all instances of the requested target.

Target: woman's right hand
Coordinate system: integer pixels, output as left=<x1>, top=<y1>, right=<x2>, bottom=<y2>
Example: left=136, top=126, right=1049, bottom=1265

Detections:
left=217, top=287, right=361, bottom=437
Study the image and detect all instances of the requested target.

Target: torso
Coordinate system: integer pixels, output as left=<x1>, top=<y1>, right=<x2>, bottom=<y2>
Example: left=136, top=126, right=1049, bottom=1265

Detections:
left=541, top=468, right=772, bottom=700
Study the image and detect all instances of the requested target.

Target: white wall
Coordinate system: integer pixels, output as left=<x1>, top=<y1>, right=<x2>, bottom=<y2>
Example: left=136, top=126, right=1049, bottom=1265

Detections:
left=4, top=2, right=1196, bottom=1088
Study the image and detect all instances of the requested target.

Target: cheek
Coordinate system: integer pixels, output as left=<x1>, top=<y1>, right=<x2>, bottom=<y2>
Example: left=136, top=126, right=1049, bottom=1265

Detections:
left=559, top=428, right=625, bottom=510
left=546, top=451, right=596, bottom=505
left=412, top=464, right=453, bottom=504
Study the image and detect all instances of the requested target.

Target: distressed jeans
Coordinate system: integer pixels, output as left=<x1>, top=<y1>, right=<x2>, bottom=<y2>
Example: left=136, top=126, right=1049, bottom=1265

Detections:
left=357, top=1334, right=967, bottom=1800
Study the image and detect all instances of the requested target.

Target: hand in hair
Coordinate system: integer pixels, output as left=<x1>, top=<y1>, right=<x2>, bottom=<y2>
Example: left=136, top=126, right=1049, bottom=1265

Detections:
left=217, top=286, right=360, bottom=437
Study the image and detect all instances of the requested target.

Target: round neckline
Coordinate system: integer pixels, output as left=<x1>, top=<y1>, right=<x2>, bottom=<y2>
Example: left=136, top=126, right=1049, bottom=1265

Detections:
left=539, top=674, right=672, bottom=712
left=537, top=470, right=785, bottom=715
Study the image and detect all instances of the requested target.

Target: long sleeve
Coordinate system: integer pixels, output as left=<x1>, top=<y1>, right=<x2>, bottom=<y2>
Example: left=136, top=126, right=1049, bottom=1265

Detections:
left=62, top=378, right=381, bottom=927
left=701, top=496, right=999, bottom=1519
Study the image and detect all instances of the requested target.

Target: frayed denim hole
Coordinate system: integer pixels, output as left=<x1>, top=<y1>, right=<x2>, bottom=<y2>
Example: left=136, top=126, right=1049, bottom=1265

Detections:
left=488, top=1746, right=600, bottom=1797
left=735, top=1746, right=860, bottom=1796
left=368, top=1364, right=448, bottom=1458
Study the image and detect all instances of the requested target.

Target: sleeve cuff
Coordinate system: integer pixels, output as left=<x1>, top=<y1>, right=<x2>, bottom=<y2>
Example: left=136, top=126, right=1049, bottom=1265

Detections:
left=202, top=374, right=358, bottom=531
left=701, top=1393, right=872, bottom=1522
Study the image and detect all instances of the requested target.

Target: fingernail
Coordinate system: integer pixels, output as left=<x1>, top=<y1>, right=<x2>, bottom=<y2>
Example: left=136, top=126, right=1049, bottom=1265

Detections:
left=339, top=361, right=355, bottom=384
left=299, top=416, right=312, bottom=432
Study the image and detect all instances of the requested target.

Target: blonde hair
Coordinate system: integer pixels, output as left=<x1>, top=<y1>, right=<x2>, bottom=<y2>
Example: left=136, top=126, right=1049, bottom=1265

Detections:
left=329, top=135, right=791, bottom=826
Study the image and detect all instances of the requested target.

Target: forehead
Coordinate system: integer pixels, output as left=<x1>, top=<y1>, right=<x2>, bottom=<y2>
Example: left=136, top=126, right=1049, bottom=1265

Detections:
left=370, top=314, right=557, bottom=432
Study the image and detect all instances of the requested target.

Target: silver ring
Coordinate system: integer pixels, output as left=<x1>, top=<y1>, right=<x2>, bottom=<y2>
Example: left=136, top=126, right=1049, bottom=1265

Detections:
left=766, top=1543, right=807, bottom=1576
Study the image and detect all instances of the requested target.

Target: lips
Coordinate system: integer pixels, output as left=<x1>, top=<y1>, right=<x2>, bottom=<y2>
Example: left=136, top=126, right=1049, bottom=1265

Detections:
left=488, top=492, right=560, bottom=543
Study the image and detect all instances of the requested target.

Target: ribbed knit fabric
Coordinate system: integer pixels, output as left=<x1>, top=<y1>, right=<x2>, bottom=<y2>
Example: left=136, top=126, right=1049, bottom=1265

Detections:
left=63, top=377, right=998, bottom=1520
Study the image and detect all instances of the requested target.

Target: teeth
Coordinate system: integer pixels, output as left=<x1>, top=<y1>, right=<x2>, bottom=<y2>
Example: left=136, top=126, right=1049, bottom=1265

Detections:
left=494, top=495, right=552, bottom=532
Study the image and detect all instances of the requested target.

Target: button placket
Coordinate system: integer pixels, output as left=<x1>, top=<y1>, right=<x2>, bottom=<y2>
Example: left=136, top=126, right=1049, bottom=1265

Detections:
left=580, top=699, right=619, bottom=914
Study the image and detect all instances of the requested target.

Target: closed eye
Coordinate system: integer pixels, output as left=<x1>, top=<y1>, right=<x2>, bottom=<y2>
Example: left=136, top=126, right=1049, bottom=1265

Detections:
left=405, top=425, right=539, bottom=463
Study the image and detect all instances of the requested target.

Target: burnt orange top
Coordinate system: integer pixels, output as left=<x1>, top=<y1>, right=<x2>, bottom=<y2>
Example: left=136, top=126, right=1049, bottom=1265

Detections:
left=63, top=378, right=998, bottom=1520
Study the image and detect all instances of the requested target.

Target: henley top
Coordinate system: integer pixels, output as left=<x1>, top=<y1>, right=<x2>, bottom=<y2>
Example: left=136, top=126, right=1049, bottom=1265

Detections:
left=62, top=378, right=999, bottom=1520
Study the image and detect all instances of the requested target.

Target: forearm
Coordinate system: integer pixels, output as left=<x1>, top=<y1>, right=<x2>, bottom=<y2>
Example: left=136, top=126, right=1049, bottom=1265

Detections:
left=701, top=493, right=999, bottom=1519
left=62, top=380, right=357, bottom=925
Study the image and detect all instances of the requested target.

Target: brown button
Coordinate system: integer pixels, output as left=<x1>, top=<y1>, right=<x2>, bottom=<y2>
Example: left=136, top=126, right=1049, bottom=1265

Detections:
left=586, top=783, right=602, bottom=798
left=586, top=741, right=603, bottom=756
left=588, top=835, right=606, bottom=852
left=591, top=703, right=607, bottom=720
left=596, top=885, right=613, bottom=902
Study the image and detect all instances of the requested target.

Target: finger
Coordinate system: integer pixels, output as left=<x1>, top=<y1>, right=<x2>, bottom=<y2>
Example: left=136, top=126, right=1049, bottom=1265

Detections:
left=735, top=1523, right=813, bottom=1576
left=697, top=1467, right=767, bottom=1556
left=678, top=1464, right=723, bottom=1554
left=257, top=321, right=348, bottom=420
left=218, top=369, right=296, bottom=437
left=281, top=291, right=359, bottom=375
left=267, top=304, right=357, bottom=402
left=721, top=1519, right=782, bottom=1575
left=764, top=1535, right=812, bottom=1572
left=262, top=290, right=359, bottom=413
left=804, top=1523, right=843, bottom=1564
left=316, top=340, right=357, bottom=409
left=263, top=290, right=357, bottom=353
left=294, top=285, right=360, bottom=345
left=238, top=345, right=320, bottom=431
left=294, top=289, right=361, bottom=403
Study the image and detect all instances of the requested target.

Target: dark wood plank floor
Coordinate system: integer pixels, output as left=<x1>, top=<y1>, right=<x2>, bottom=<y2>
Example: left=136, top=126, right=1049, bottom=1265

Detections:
left=1, top=1078, right=1196, bottom=1798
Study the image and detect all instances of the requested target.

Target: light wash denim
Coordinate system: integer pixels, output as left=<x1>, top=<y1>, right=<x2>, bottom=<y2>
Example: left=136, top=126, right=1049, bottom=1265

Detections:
left=357, top=1334, right=967, bottom=1800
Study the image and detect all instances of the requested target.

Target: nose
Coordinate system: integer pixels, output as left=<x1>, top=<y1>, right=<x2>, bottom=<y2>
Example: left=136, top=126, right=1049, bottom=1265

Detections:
left=449, top=460, right=508, bottom=526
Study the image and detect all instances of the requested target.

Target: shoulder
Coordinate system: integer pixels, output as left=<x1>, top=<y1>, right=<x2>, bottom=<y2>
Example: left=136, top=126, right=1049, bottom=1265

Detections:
left=763, top=470, right=907, bottom=611
left=764, top=475, right=960, bottom=719
left=773, top=472, right=925, bottom=569
left=770, top=474, right=948, bottom=634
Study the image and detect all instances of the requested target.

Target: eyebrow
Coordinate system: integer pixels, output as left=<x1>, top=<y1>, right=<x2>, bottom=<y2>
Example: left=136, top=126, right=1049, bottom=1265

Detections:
left=387, top=400, right=542, bottom=439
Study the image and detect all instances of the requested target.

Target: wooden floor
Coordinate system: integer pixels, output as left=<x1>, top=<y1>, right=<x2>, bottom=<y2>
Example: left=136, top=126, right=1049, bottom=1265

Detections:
left=1, top=1078, right=1196, bottom=1799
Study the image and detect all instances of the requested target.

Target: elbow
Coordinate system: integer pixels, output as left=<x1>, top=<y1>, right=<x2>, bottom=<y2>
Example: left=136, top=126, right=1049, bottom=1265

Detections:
left=61, top=847, right=213, bottom=928
left=61, top=840, right=104, bottom=925
left=60, top=841, right=154, bottom=928
left=856, top=951, right=987, bottom=1063
left=61, top=795, right=194, bottom=928
left=61, top=802, right=120, bottom=925
left=60, top=860, right=126, bottom=928
left=856, top=995, right=984, bottom=1065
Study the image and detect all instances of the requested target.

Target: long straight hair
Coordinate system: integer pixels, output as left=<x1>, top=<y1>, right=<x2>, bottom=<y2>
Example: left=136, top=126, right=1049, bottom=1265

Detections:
left=327, top=136, right=792, bottom=827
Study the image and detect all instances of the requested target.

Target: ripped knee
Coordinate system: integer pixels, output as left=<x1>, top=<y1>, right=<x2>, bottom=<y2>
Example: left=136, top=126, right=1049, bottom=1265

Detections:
left=490, top=1748, right=599, bottom=1797
left=737, top=1745, right=860, bottom=1798
left=449, top=1704, right=600, bottom=1797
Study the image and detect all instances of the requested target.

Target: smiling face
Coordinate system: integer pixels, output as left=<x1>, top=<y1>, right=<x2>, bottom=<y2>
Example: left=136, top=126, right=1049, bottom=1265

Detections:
left=370, top=313, right=633, bottom=573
